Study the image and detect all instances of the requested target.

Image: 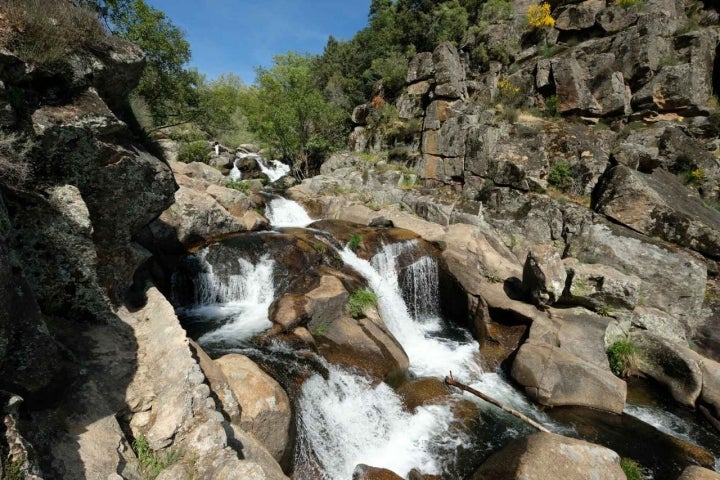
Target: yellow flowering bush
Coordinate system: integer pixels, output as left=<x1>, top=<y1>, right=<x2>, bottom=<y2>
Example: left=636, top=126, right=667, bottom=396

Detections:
left=497, top=77, right=524, bottom=106
left=526, top=3, right=555, bottom=29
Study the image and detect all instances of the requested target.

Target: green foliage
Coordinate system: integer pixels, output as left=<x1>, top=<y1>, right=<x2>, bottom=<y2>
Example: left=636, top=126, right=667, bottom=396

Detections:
left=540, top=44, right=561, bottom=57
left=596, top=303, right=613, bottom=317
left=545, top=95, right=560, bottom=117
left=242, top=53, right=346, bottom=177
left=4, top=458, right=23, bottom=480
left=480, top=0, right=514, bottom=21
left=607, top=339, right=638, bottom=377
left=133, top=435, right=182, bottom=480
left=548, top=161, right=573, bottom=191
left=109, top=0, right=195, bottom=127
left=226, top=180, right=251, bottom=194
left=177, top=141, right=209, bottom=163
left=620, top=458, right=644, bottom=480
left=349, top=288, right=378, bottom=318
left=616, top=0, right=641, bottom=8
left=348, top=234, right=363, bottom=252
left=683, top=168, right=706, bottom=186
left=3, top=0, right=108, bottom=64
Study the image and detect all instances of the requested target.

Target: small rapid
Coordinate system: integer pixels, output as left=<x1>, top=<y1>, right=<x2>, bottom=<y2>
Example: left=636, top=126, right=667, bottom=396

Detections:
left=175, top=250, right=275, bottom=348
left=266, top=196, right=315, bottom=228
left=256, top=156, right=291, bottom=182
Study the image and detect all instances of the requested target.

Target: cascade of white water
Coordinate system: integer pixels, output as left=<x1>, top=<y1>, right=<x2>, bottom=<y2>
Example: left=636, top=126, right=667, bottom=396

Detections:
left=401, top=255, right=440, bottom=321
left=178, top=250, right=275, bottom=346
left=228, top=157, right=242, bottom=181
left=340, top=242, right=482, bottom=379
left=255, top=157, right=290, bottom=183
left=266, top=197, right=315, bottom=228
left=296, top=362, right=466, bottom=480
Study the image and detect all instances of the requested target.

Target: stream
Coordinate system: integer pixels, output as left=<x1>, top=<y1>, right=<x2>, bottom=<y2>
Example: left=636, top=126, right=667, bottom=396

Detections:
left=170, top=193, right=720, bottom=479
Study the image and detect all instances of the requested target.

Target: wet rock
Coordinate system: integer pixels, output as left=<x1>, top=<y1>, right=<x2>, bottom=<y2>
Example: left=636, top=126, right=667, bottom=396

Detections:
left=471, top=432, right=625, bottom=480
left=216, top=354, right=292, bottom=462
left=396, top=377, right=452, bottom=412
left=311, top=306, right=410, bottom=382
left=522, top=244, right=566, bottom=307
left=353, top=464, right=404, bottom=480
left=678, top=466, right=720, bottom=480
left=631, top=331, right=703, bottom=407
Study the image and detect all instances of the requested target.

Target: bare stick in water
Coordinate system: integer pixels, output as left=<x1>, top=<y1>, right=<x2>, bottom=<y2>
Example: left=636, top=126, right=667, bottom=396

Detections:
left=444, top=372, right=551, bottom=433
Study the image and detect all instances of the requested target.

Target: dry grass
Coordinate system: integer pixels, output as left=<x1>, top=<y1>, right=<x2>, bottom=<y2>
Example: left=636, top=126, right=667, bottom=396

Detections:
left=0, top=130, right=34, bottom=185
left=2, top=0, right=107, bottom=64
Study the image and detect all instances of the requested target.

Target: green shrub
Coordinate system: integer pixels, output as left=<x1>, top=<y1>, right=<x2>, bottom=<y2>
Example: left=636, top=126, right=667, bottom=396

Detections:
left=4, top=458, right=23, bottom=480
left=347, top=234, right=363, bottom=252
left=133, top=435, right=182, bottom=480
left=616, top=0, right=641, bottom=8
left=597, top=303, right=613, bottom=317
left=683, top=168, right=706, bottom=186
left=545, top=95, right=560, bottom=117
left=620, top=458, right=644, bottom=480
left=349, top=288, right=377, bottom=318
left=226, top=180, right=251, bottom=194
left=607, top=339, right=639, bottom=377
left=178, top=141, right=209, bottom=163
left=548, top=160, right=573, bottom=191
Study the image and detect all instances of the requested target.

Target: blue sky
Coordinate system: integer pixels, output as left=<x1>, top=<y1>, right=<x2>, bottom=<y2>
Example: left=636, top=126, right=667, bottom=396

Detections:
left=146, top=0, right=372, bottom=85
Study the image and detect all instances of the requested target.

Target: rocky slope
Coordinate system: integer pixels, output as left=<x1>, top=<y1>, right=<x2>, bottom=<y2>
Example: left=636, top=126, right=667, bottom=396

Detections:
left=0, top=22, right=285, bottom=480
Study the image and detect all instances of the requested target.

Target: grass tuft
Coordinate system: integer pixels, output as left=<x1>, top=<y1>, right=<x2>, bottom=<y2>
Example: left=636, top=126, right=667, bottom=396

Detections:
left=349, top=288, right=377, bottom=318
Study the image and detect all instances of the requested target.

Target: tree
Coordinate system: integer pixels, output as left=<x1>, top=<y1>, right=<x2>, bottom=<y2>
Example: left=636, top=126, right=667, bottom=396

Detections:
left=108, top=0, right=194, bottom=125
left=242, top=53, right=346, bottom=177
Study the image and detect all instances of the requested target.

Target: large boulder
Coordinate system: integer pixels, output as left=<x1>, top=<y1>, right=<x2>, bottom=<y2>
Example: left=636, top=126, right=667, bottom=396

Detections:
left=522, top=245, right=566, bottom=307
left=592, top=164, right=720, bottom=258
left=511, top=340, right=627, bottom=413
left=562, top=258, right=641, bottom=311
left=471, top=432, right=625, bottom=480
left=216, top=354, right=292, bottom=463
left=29, top=88, right=176, bottom=302
left=678, top=466, right=720, bottom=480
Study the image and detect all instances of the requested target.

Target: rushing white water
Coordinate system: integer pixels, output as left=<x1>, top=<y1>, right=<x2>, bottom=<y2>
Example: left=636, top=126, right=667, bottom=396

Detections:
left=178, top=251, right=275, bottom=346
left=340, top=242, right=482, bottom=380
left=297, top=364, right=465, bottom=480
left=256, top=157, right=291, bottom=182
left=266, top=197, right=315, bottom=228
left=228, top=157, right=242, bottom=181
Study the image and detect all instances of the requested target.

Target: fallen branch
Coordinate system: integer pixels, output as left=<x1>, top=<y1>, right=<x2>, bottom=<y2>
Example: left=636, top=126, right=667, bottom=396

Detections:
left=445, top=372, right=550, bottom=433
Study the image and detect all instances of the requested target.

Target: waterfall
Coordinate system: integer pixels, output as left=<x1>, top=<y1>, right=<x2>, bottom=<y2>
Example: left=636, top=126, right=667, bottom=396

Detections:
left=228, top=157, right=241, bottom=181
left=256, top=157, right=290, bottom=183
left=401, top=255, right=440, bottom=321
left=340, top=241, right=482, bottom=380
left=266, top=197, right=315, bottom=228
left=296, top=363, right=466, bottom=480
left=177, top=250, right=275, bottom=347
